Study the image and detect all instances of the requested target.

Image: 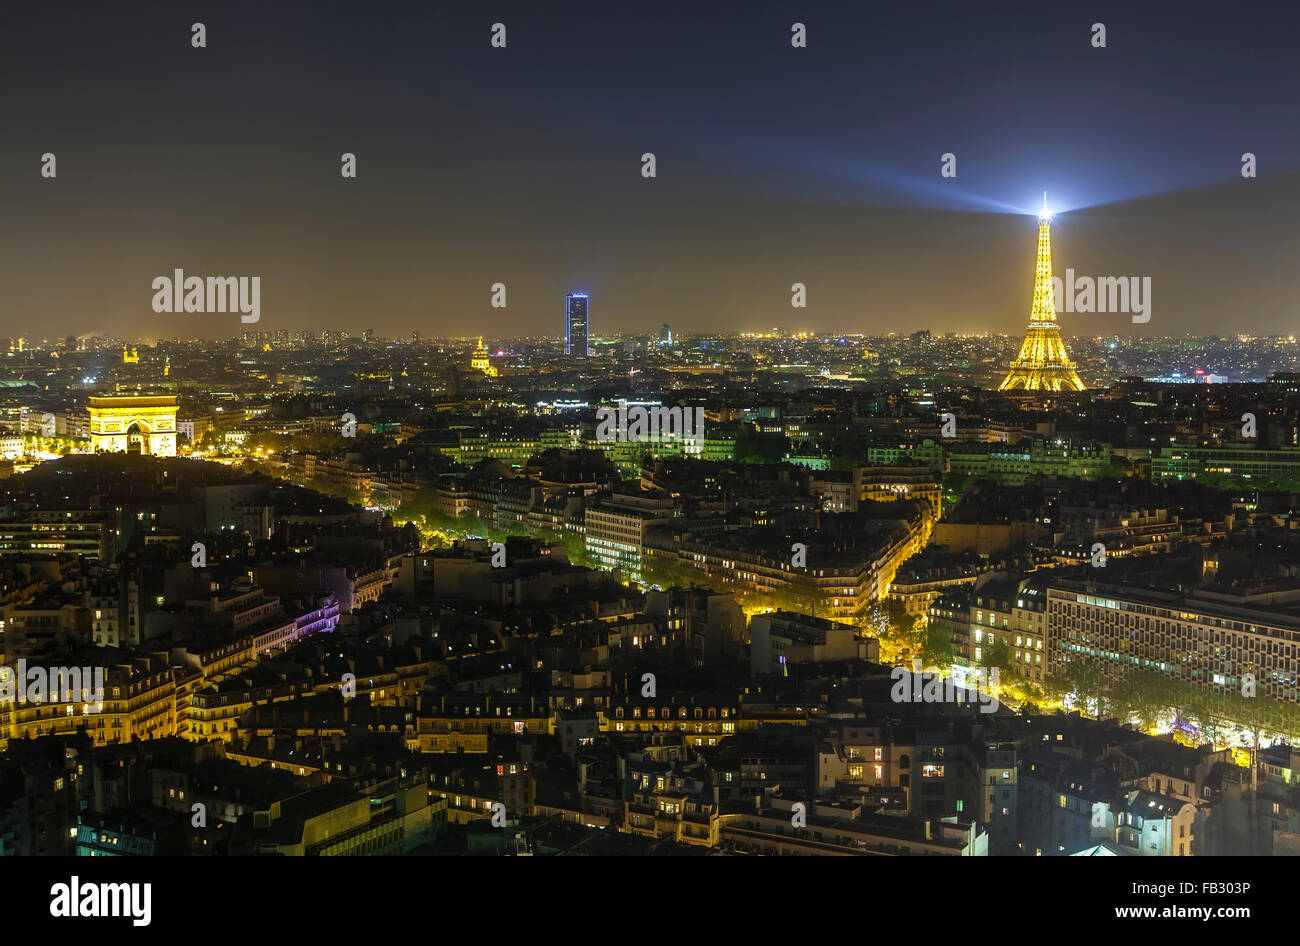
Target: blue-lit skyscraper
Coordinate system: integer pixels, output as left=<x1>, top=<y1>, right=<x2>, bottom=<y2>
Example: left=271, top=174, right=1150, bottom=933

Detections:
left=566, top=293, right=589, bottom=358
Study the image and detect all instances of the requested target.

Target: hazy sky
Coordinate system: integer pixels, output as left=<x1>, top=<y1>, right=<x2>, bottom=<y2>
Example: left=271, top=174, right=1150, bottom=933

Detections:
left=3, top=0, right=1298, bottom=340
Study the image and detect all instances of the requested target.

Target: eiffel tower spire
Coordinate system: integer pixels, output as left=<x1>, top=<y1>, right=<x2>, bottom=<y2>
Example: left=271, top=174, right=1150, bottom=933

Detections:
left=999, top=202, right=1085, bottom=392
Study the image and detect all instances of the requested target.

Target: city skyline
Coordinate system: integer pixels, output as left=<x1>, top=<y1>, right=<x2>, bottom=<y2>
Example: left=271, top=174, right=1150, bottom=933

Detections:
left=8, top=326, right=1300, bottom=391
left=2, top=0, right=1300, bottom=882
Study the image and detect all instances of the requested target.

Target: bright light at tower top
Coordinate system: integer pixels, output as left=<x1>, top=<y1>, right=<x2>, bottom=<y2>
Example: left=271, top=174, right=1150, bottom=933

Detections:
left=1038, top=191, right=1052, bottom=219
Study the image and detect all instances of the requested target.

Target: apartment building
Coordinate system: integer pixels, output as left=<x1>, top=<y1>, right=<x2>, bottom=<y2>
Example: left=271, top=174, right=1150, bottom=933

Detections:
left=584, top=492, right=674, bottom=582
left=1046, top=577, right=1300, bottom=705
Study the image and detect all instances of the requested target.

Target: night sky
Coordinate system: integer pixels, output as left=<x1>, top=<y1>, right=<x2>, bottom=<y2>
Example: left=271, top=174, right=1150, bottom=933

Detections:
left=3, top=0, right=1299, bottom=340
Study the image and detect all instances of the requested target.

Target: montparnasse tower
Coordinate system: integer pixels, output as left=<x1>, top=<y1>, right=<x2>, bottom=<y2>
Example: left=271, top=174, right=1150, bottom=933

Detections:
left=999, top=194, right=1085, bottom=392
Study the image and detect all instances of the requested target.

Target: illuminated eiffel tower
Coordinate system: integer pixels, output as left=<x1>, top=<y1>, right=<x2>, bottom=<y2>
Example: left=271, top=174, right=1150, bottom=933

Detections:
left=998, top=194, right=1085, bottom=392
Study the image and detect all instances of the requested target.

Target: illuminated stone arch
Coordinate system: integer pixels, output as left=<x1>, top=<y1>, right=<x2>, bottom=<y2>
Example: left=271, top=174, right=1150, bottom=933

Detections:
left=88, top=395, right=178, bottom=457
